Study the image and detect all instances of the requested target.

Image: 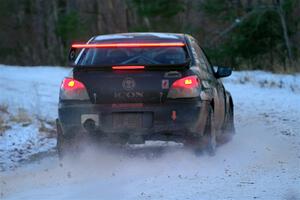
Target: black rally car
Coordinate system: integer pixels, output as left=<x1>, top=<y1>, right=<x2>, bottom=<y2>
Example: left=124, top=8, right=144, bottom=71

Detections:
left=56, top=32, right=234, bottom=155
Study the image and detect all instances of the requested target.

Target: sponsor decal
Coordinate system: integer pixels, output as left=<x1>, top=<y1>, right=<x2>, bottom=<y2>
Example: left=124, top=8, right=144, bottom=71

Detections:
left=162, top=79, right=169, bottom=89
left=114, top=92, right=144, bottom=98
left=122, top=77, right=136, bottom=91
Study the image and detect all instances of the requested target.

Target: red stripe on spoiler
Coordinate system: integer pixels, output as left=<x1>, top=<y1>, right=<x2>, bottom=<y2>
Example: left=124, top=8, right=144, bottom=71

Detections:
left=112, top=66, right=145, bottom=70
left=71, top=42, right=185, bottom=48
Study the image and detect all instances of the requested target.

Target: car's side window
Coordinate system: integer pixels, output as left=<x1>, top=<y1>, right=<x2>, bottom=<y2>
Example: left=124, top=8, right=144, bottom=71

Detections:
left=189, top=38, right=205, bottom=69
left=189, top=37, right=214, bottom=74
left=200, top=47, right=215, bottom=74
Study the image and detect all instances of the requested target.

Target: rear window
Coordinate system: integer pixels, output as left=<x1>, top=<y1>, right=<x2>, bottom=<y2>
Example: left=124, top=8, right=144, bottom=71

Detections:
left=77, top=47, right=189, bottom=66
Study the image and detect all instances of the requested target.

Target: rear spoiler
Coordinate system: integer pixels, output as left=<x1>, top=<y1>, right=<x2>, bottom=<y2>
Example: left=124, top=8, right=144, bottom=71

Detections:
left=72, top=61, right=191, bottom=72
left=68, top=42, right=187, bottom=64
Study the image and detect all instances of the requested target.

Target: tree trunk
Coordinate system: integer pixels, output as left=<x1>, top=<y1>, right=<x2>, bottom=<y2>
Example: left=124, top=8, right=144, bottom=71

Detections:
left=277, top=0, right=293, bottom=66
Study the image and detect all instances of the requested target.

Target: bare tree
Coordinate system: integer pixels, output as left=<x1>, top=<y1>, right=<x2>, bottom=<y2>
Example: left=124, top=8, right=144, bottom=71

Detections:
left=275, top=0, right=293, bottom=63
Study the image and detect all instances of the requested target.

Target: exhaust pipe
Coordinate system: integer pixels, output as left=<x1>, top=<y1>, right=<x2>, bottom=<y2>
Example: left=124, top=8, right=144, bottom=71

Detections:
left=83, top=119, right=96, bottom=132
left=81, top=114, right=99, bottom=132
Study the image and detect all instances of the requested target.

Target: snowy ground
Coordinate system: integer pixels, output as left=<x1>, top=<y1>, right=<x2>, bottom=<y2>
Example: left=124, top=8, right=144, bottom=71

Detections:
left=0, top=65, right=299, bottom=200
left=0, top=66, right=69, bottom=170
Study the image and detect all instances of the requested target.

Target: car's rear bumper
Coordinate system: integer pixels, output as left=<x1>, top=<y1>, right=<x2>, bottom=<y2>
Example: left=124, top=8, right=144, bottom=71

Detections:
left=58, top=99, right=210, bottom=141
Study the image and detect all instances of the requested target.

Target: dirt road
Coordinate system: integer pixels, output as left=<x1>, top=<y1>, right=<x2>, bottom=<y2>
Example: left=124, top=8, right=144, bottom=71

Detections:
left=0, top=67, right=299, bottom=200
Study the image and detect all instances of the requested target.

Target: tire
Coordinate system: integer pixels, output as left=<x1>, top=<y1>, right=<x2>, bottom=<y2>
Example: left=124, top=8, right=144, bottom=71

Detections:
left=217, top=103, right=235, bottom=144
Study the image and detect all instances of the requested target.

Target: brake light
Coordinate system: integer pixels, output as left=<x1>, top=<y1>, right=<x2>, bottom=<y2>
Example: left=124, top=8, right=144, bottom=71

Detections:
left=172, top=76, right=199, bottom=89
left=112, top=65, right=145, bottom=70
left=71, top=42, right=185, bottom=48
left=62, top=78, right=85, bottom=90
left=167, top=75, right=201, bottom=99
left=60, top=78, right=89, bottom=100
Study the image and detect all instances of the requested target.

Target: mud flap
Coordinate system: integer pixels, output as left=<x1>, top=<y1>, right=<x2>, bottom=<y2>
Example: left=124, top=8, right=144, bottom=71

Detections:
left=190, top=101, right=210, bottom=137
left=201, top=105, right=217, bottom=156
left=56, top=119, right=80, bottom=159
left=56, top=119, right=64, bottom=158
left=217, top=102, right=235, bottom=144
left=184, top=101, right=216, bottom=156
left=207, top=113, right=217, bottom=156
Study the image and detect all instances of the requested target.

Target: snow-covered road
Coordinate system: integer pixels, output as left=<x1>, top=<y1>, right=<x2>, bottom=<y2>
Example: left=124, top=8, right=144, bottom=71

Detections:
left=0, top=65, right=299, bottom=200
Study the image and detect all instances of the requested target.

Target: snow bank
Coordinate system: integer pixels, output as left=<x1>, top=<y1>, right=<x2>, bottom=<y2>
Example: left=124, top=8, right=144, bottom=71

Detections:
left=0, top=65, right=70, bottom=120
left=224, top=70, right=300, bottom=93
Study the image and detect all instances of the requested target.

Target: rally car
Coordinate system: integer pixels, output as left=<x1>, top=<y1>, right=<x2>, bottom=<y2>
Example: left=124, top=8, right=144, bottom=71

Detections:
left=56, top=32, right=235, bottom=156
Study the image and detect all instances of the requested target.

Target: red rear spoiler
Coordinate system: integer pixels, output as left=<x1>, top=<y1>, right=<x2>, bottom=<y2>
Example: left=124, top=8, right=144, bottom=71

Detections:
left=68, top=42, right=187, bottom=64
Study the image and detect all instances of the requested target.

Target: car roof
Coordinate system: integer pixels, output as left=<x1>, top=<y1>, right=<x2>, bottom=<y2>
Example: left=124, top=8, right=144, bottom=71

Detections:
left=92, top=32, right=186, bottom=43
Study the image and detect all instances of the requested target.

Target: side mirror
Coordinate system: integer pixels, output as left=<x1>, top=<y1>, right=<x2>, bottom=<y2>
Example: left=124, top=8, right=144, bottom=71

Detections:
left=214, top=66, right=232, bottom=78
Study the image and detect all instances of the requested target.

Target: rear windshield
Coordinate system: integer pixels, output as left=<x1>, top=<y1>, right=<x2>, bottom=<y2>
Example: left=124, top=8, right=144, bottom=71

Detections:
left=77, top=47, right=189, bottom=66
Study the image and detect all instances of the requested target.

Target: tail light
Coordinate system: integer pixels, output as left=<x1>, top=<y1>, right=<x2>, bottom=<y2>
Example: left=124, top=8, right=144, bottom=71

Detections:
left=167, top=75, right=201, bottom=99
left=60, top=78, right=89, bottom=100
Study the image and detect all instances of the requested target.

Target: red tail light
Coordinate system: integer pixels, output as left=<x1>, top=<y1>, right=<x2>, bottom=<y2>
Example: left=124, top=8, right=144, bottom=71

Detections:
left=171, top=75, right=200, bottom=89
left=61, top=78, right=86, bottom=90
left=112, top=65, right=145, bottom=70
left=167, top=75, right=201, bottom=99
left=60, top=78, right=89, bottom=100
